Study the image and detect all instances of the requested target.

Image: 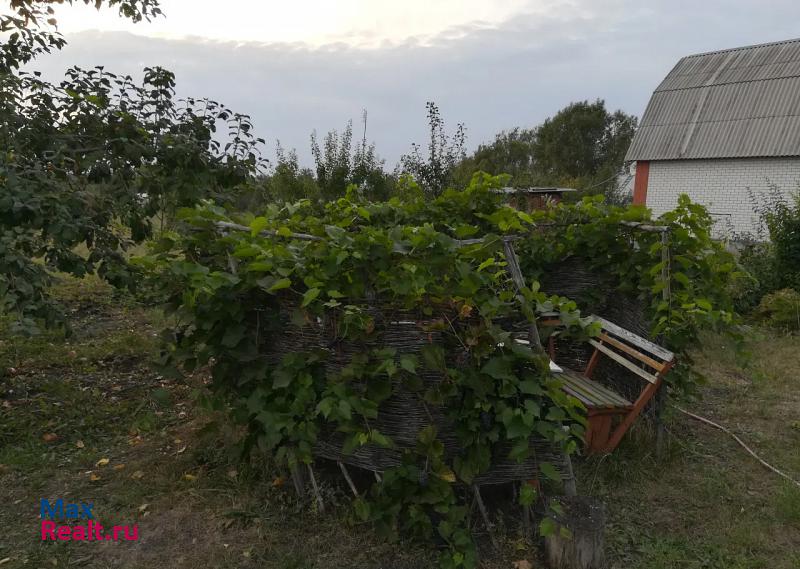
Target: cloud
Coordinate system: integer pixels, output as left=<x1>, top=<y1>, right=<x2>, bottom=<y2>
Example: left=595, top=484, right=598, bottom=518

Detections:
left=28, top=0, right=800, bottom=167
left=52, top=0, right=545, bottom=47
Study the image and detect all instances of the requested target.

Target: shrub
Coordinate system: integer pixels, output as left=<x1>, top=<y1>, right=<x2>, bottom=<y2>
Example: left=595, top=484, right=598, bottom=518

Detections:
left=737, top=186, right=800, bottom=311
left=733, top=241, right=782, bottom=313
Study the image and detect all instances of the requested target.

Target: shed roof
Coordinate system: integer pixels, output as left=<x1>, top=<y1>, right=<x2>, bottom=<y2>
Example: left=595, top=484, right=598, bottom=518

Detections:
left=625, top=38, right=800, bottom=161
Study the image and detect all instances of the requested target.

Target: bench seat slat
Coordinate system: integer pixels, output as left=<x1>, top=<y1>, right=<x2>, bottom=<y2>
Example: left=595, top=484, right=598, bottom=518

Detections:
left=561, top=370, right=622, bottom=405
left=559, top=368, right=632, bottom=409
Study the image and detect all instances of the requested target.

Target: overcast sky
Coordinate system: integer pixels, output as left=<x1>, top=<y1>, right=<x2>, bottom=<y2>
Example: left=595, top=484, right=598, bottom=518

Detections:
left=28, top=0, right=800, bottom=166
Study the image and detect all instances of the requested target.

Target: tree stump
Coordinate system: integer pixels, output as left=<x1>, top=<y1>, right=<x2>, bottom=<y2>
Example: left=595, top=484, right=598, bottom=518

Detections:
left=544, top=496, right=606, bottom=569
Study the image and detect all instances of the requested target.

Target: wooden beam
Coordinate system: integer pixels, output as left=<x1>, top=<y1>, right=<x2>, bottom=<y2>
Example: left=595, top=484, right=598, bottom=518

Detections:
left=588, top=340, right=660, bottom=384
left=598, top=332, right=666, bottom=372
left=591, top=316, right=675, bottom=361
left=604, top=378, right=663, bottom=451
left=216, top=221, right=324, bottom=241
left=503, top=239, right=544, bottom=353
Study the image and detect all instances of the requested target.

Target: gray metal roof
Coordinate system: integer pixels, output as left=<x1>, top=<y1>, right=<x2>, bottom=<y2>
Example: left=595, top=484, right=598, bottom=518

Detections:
left=625, top=38, right=800, bottom=161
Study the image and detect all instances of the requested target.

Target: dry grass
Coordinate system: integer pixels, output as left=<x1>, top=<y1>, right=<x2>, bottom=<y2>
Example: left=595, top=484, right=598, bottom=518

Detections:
left=1, top=276, right=798, bottom=568
left=578, top=328, right=800, bottom=569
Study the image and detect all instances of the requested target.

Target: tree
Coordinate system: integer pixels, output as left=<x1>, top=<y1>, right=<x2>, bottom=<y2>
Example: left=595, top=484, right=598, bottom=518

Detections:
left=1, top=0, right=266, bottom=332
left=454, top=128, right=536, bottom=188
left=455, top=100, right=637, bottom=198
left=2, top=1, right=162, bottom=70
left=400, top=102, right=466, bottom=196
left=531, top=100, right=637, bottom=194
left=311, top=112, right=394, bottom=202
left=263, top=143, right=319, bottom=204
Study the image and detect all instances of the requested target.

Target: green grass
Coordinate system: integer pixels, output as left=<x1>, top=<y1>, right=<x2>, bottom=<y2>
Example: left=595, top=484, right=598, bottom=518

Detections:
left=1, top=275, right=798, bottom=568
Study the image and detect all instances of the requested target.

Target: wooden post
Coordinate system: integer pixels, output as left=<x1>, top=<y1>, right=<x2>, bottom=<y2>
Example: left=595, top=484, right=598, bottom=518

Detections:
left=338, top=461, right=359, bottom=497
left=472, top=485, right=499, bottom=550
left=562, top=453, right=578, bottom=497
left=655, top=229, right=671, bottom=456
left=307, top=463, right=325, bottom=513
left=289, top=463, right=306, bottom=497
left=544, top=496, right=606, bottom=569
left=502, top=239, right=543, bottom=351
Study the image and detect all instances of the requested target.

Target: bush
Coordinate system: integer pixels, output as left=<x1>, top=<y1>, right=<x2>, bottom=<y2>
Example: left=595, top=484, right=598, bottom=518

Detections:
left=733, top=241, right=782, bottom=312
left=732, top=186, right=800, bottom=314
left=756, top=288, right=800, bottom=332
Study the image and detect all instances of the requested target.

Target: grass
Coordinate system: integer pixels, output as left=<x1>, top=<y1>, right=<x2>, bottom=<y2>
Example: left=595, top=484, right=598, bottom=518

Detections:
left=578, top=329, right=800, bottom=569
left=1, top=276, right=799, bottom=568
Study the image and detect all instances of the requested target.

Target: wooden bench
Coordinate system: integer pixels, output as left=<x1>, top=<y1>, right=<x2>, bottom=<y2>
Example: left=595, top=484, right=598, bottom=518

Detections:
left=544, top=316, right=676, bottom=454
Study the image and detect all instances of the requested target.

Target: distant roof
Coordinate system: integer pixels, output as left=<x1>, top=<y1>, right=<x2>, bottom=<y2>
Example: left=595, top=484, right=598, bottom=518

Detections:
left=626, top=38, right=800, bottom=161
left=494, top=187, right=578, bottom=194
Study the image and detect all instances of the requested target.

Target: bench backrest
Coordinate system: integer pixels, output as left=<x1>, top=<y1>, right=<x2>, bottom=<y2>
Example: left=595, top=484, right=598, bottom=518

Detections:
left=584, top=316, right=675, bottom=383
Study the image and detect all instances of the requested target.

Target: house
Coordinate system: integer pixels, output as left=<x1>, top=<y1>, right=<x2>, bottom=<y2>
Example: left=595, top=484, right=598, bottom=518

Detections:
left=625, top=38, right=800, bottom=237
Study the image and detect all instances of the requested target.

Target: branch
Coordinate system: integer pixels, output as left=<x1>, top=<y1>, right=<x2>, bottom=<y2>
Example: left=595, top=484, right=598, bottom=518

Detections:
left=215, top=221, right=323, bottom=242
left=674, top=406, right=800, bottom=488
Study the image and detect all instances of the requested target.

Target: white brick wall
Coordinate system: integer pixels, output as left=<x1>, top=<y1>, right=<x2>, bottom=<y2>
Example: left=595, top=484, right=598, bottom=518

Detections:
left=645, top=157, right=800, bottom=238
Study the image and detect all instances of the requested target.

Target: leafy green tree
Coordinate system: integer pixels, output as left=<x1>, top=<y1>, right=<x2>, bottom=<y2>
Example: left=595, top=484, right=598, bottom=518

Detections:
left=531, top=100, right=636, bottom=193
left=1, top=0, right=265, bottom=332
left=455, top=100, right=637, bottom=198
left=400, top=102, right=466, bottom=196
left=263, top=143, right=320, bottom=203
left=454, top=128, right=536, bottom=188
left=311, top=112, right=394, bottom=202
left=2, top=1, right=162, bottom=70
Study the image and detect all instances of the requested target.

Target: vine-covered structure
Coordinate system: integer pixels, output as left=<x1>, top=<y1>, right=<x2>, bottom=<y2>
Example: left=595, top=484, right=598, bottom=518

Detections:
left=144, top=174, right=738, bottom=567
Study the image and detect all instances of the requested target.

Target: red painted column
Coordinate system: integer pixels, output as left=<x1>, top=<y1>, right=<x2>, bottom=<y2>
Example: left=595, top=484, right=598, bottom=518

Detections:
left=632, top=161, right=650, bottom=205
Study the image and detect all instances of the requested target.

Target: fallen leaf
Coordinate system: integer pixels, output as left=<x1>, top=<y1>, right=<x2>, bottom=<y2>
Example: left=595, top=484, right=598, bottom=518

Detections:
left=131, top=470, right=145, bottom=480
left=0, top=558, right=11, bottom=565
left=75, top=440, right=85, bottom=449
left=95, top=458, right=110, bottom=467
left=175, top=445, right=187, bottom=455
left=512, top=561, right=533, bottom=569
left=138, top=503, right=149, bottom=513
left=89, top=473, right=101, bottom=482
left=42, top=433, right=58, bottom=443
left=438, top=469, right=456, bottom=483
left=272, top=476, right=285, bottom=487
left=113, top=464, right=126, bottom=471
left=2, top=401, right=11, bottom=409
left=183, top=473, right=197, bottom=481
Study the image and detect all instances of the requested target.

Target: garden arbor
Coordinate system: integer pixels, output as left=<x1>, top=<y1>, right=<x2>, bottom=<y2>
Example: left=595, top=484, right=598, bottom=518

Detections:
left=149, top=176, right=735, bottom=566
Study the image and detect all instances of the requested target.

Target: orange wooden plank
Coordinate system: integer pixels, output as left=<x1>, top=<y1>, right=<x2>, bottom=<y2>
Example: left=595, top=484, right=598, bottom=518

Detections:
left=589, top=340, right=660, bottom=384
left=599, top=332, right=666, bottom=372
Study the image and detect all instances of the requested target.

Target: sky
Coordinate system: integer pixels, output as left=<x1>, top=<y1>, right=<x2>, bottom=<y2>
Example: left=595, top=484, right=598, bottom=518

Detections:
left=26, top=0, right=800, bottom=166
